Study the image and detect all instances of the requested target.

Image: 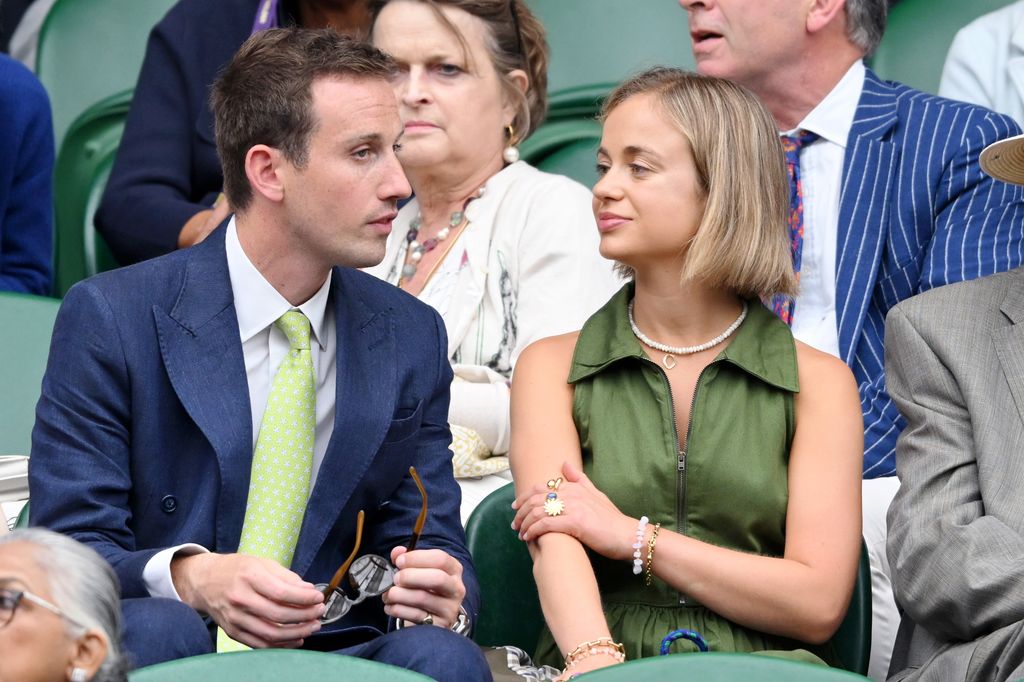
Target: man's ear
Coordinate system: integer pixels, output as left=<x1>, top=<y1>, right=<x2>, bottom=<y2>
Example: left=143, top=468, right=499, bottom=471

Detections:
left=245, top=144, right=286, bottom=204
left=65, top=630, right=109, bottom=681
left=806, top=0, right=846, bottom=35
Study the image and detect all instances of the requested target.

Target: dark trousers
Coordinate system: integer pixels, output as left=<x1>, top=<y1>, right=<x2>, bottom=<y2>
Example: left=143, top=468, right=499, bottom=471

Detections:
left=120, top=598, right=492, bottom=682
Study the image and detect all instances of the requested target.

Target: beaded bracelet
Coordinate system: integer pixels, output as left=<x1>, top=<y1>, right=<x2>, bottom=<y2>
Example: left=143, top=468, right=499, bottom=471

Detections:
left=564, top=637, right=626, bottom=672
left=632, top=516, right=649, bottom=575
left=645, top=523, right=661, bottom=587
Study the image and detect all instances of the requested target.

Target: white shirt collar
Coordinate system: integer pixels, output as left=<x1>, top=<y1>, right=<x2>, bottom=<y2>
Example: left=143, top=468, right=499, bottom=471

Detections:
left=225, top=217, right=332, bottom=350
left=787, top=60, right=865, bottom=148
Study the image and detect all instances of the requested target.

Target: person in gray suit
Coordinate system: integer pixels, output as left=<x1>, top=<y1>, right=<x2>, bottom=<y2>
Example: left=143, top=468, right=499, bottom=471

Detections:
left=886, top=133, right=1024, bottom=682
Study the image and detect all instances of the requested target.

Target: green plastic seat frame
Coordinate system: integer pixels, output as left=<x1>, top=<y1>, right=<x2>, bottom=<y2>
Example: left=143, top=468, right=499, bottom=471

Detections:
left=35, top=0, right=176, bottom=150
left=128, top=649, right=434, bottom=681
left=583, top=651, right=869, bottom=680
left=53, top=89, right=130, bottom=296
left=0, top=293, right=60, bottom=457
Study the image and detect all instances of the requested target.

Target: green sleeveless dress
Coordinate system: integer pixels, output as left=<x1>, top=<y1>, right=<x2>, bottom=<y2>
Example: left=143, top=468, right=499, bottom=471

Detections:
left=533, top=284, right=834, bottom=666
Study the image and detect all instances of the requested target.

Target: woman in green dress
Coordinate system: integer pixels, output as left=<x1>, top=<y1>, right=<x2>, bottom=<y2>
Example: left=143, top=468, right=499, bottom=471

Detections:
left=509, top=68, right=863, bottom=679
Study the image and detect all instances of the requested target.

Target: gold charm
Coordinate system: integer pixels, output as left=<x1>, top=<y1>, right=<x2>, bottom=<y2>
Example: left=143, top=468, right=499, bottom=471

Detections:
left=544, top=497, right=565, bottom=516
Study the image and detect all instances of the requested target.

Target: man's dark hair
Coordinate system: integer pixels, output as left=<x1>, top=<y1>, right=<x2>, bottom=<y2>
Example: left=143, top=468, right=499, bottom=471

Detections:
left=211, top=28, right=397, bottom=211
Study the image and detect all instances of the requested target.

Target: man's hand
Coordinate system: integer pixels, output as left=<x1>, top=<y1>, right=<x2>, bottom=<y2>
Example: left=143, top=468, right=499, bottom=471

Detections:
left=178, top=194, right=232, bottom=249
left=171, top=553, right=326, bottom=648
left=381, top=547, right=466, bottom=629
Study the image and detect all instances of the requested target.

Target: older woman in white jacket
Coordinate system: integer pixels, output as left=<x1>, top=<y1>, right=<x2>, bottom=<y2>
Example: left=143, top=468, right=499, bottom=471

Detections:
left=369, top=0, right=618, bottom=522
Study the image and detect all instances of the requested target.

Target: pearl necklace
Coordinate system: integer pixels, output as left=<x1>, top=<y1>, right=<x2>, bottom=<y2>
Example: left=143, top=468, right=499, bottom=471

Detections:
left=628, top=300, right=748, bottom=369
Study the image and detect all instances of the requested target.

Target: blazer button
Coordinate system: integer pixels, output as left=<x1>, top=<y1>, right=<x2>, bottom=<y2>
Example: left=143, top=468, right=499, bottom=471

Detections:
left=160, top=495, right=178, bottom=514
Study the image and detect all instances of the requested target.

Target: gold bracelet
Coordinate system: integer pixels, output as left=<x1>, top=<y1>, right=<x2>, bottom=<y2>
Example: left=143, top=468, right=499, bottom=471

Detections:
left=645, top=523, right=661, bottom=587
left=563, top=637, right=626, bottom=671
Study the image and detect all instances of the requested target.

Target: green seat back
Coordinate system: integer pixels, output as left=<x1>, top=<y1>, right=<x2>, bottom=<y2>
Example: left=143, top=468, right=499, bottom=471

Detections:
left=521, top=118, right=602, bottom=188
left=466, top=484, right=872, bottom=674
left=465, top=483, right=541, bottom=652
left=129, top=650, right=434, bottom=681
left=582, top=652, right=870, bottom=680
left=0, top=293, right=60, bottom=457
left=832, top=543, right=872, bottom=674
left=53, top=90, right=130, bottom=296
left=36, top=0, right=175, bottom=150
left=868, top=0, right=1015, bottom=95
left=527, top=0, right=694, bottom=97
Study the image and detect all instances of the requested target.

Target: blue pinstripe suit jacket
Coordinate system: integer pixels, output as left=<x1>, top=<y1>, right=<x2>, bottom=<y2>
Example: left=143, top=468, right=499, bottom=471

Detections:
left=843, top=69, right=1024, bottom=477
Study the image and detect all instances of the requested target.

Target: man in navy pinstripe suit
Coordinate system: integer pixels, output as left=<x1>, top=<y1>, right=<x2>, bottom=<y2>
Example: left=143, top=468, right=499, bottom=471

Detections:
left=679, top=0, right=1024, bottom=679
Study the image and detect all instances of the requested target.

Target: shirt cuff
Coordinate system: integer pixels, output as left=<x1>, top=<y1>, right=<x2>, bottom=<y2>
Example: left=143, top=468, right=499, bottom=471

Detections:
left=142, top=544, right=209, bottom=600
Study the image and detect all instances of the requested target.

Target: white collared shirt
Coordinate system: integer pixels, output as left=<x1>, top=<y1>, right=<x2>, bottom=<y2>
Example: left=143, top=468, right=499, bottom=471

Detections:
left=143, top=218, right=337, bottom=599
left=784, top=60, right=865, bottom=359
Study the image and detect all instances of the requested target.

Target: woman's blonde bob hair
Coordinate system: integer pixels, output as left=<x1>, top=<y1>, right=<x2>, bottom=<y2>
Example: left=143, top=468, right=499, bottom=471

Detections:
left=602, top=67, right=797, bottom=299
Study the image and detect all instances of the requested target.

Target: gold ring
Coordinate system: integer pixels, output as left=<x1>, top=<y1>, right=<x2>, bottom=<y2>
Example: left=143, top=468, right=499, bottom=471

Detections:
left=421, top=613, right=434, bottom=626
left=543, top=491, right=565, bottom=517
left=546, top=477, right=563, bottom=491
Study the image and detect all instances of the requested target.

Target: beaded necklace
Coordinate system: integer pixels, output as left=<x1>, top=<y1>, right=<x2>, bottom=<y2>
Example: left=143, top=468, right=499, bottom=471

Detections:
left=399, top=188, right=483, bottom=283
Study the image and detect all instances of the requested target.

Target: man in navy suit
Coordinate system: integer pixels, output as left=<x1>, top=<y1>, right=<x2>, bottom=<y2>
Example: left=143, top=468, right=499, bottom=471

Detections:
left=29, top=28, right=489, bottom=680
left=678, top=0, right=1024, bottom=679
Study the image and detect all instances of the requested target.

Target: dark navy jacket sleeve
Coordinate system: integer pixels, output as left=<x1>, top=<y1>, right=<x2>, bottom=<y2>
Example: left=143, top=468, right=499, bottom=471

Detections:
left=94, top=0, right=254, bottom=265
left=0, top=54, right=53, bottom=295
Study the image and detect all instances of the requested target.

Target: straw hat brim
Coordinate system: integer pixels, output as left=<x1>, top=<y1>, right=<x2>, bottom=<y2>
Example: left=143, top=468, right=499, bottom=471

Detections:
left=980, top=133, right=1024, bottom=185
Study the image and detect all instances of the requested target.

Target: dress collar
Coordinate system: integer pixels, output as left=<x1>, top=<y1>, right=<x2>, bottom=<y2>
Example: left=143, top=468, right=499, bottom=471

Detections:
left=568, top=283, right=799, bottom=393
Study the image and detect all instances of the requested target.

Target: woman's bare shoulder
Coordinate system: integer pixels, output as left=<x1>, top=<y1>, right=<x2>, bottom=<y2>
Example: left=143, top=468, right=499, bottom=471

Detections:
left=792, top=340, right=858, bottom=401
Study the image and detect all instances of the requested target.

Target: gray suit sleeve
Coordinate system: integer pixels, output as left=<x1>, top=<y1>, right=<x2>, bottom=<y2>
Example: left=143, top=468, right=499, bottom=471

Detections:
left=886, top=304, right=1024, bottom=641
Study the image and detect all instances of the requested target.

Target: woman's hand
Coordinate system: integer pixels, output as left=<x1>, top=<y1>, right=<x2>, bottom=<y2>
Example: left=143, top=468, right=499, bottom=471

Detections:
left=511, top=461, right=635, bottom=560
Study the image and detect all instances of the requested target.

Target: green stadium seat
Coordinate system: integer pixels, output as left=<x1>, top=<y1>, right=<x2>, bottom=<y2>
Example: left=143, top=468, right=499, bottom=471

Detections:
left=582, top=652, right=870, bottom=680
left=521, top=118, right=602, bottom=188
left=128, top=650, right=434, bottom=681
left=527, top=0, right=694, bottom=97
left=53, top=90, right=129, bottom=296
left=868, top=0, right=1015, bottom=95
left=35, top=0, right=175, bottom=150
left=465, top=483, right=871, bottom=675
left=0, top=293, right=60, bottom=457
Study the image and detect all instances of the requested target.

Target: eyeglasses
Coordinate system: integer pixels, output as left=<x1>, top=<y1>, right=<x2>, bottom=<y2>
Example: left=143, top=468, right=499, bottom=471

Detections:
left=0, top=587, right=86, bottom=630
left=316, top=466, right=428, bottom=624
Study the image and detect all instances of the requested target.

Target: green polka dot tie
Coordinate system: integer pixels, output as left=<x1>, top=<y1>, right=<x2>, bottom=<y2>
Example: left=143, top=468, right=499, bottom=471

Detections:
left=218, top=310, right=315, bottom=652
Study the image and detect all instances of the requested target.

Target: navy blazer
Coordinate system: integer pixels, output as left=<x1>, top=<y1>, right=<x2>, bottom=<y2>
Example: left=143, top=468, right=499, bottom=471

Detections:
left=843, top=69, right=1024, bottom=477
left=96, top=0, right=295, bottom=265
left=28, top=226, right=479, bottom=635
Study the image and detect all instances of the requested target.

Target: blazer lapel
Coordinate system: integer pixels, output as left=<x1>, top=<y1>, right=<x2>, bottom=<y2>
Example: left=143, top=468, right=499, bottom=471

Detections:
left=154, top=227, right=253, bottom=552
left=292, top=269, right=398, bottom=576
left=994, top=270, right=1024, bottom=429
left=835, top=68, right=900, bottom=365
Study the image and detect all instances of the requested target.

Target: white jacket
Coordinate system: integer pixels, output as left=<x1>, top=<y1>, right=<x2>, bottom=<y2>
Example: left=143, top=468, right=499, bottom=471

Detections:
left=367, top=161, right=621, bottom=454
left=939, top=1, right=1024, bottom=126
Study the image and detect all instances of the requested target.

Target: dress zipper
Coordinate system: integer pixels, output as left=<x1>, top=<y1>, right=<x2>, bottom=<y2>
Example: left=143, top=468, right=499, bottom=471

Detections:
left=642, top=356, right=711, bottom=605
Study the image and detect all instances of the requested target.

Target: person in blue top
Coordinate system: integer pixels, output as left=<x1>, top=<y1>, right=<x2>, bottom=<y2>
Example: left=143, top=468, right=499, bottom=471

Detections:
left=0, top=53, right=53, bottom=295
left=95, top=0, right=371, bottom=266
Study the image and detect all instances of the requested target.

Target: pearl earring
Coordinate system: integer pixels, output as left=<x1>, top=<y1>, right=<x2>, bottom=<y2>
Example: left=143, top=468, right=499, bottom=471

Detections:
left=503, top=124, right=520, bottom=164
left=70, top=668, right=88, bottom=682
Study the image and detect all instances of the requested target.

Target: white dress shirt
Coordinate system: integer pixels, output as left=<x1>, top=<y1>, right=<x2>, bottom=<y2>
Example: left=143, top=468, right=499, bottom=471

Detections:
left=784, top=60, right=865, bottom=359
left=142, top=218, right=337, bottom=599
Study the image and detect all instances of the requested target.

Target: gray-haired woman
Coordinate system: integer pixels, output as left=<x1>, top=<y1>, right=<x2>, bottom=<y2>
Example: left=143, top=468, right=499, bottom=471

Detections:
left=0, top=528, right=128, bottom=682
